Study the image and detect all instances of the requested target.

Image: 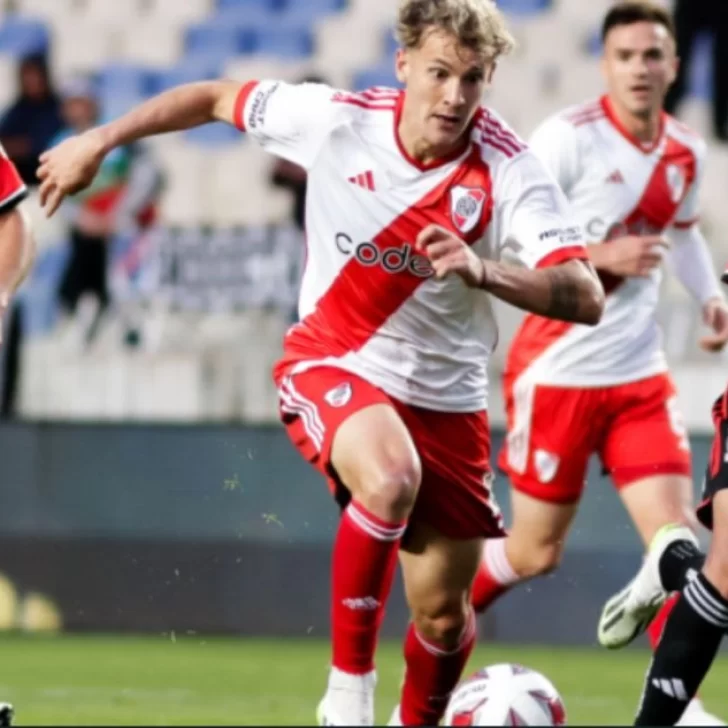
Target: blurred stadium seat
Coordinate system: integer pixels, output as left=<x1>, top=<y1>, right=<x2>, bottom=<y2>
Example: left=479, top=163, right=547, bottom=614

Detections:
left=0, top=17, right=49, bottom=56
left=0, top=53, right=16, bottom=110
left=51, top=19, right=118, bottom=77
left=497, top=0, right=552, bottom=15
left=352, top=64, right=400, bottom=92
left=217, top=0, right=282, bottom=12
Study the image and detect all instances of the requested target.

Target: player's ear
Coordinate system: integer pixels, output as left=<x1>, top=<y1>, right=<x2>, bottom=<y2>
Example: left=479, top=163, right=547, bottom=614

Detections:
left=395, top=48, right=409, bottom=84
left=485, top=62, right=496, bottom=86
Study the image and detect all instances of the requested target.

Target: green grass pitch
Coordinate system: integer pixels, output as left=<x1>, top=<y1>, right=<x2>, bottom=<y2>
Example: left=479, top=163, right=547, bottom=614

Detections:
left=1, top=634, right=726, bottom=725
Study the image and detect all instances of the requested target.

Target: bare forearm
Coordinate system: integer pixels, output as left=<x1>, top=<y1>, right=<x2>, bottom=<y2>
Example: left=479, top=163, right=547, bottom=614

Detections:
left=481, top=258, right=604, bottom=324
left=586, top=242, right=613, bottom=271
left=96, top=81, right=235, bottom=152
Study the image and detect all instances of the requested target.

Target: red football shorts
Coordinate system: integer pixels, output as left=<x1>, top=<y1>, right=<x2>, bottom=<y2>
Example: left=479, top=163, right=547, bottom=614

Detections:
left=499, top=372, right=692, bottom=504
left=275, top=365, right=505, bottom=540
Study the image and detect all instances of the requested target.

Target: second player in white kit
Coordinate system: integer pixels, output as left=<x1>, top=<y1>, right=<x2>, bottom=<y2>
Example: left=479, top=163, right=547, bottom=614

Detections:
left=472, top=4, right=727, bottom=724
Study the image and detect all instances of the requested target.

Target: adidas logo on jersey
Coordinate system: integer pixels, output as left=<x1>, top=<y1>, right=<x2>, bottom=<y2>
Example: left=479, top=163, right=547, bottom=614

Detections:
left=348, top=171, right=376, bottom=191
left=606, top=170, right=625, bottom=184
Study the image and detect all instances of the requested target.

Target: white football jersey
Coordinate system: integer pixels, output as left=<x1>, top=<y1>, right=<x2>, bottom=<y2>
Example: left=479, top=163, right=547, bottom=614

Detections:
left=235, top=81, right=587, bottom=412
left=507, top=95, right=706, bottom=388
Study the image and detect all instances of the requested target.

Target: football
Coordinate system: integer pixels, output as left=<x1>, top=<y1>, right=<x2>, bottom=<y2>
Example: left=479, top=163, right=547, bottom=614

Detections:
left=444, top=663, right=567, bottom=726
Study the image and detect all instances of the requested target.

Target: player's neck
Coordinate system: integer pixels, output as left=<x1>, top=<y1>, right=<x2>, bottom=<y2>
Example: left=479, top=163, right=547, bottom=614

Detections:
left=606, top=96, right=662, bottom=145
left=396, top=96, right=469, bottom=167
left=397, top=120, right=467, bottom=167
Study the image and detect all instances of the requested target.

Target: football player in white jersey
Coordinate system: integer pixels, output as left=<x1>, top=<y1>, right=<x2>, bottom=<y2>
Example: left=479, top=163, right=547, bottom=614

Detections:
left=35, top=0, right=605, bottom=724
left=471, top=2, right=726, bottom=723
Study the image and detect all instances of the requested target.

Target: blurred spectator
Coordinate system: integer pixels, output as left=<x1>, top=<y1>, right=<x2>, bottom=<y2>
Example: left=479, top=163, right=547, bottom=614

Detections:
left=269, top=74, right=329, bottom=231
left=52, top=77, right=162, bottom=342
left=664, top=0, right=728, bottom=141
left=0, top=54, right=63, bottom=186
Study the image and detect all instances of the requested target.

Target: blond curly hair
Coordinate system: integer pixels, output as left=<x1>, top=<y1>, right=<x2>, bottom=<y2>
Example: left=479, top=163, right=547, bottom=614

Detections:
left=396, top=0, right=516, bottom=61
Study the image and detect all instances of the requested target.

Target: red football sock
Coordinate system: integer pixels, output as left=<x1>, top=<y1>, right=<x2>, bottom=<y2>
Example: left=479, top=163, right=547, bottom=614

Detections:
left=331, top=500, right=406, bottom=674
left=400, top=610, right=477, bottom=726
left=471, top=537, right=521, bottom=614
left=648, top=593, right=680, bottom=649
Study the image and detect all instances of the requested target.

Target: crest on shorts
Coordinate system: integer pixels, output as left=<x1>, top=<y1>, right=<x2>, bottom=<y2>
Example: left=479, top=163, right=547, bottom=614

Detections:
left=450, top=186, right=487, bottom=234
left=665, top=163, right=686, bottom=204
left=324, top=382, right=352, bottom=408
left=534, top=449, right=559, bottom=484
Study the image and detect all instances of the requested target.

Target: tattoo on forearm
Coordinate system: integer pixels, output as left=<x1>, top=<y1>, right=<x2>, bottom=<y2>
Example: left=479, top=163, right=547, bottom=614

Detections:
left=545, top=268, right=581, bottom=321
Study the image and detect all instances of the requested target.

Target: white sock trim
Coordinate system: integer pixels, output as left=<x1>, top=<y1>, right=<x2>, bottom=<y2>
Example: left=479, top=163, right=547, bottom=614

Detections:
left=346, top=502, right=407, bottom=542
left=684, top=578, right=728, bottom=629
left=483, top=537, right=519, bottom=586
left=413, top=609, right=476, bottom=657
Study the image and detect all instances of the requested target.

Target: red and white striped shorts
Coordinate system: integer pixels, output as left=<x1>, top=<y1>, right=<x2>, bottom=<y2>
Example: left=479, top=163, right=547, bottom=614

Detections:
left=274, top=365, right=504, bottom=540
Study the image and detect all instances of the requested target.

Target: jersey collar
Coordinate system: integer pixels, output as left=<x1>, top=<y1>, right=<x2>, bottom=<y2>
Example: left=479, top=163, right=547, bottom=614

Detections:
left=600, top=95, right=666, bottom=154
left=393, top=91, right=475, bottom=172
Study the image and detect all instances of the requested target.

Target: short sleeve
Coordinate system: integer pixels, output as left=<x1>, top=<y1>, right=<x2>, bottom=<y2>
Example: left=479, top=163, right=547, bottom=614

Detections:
left=493, top=150, right=588, bottom=270
left=672, top=138, right=706, bottom=230
left=528, top=116, right=581, bottom=197
left=233, top=80, right=340, bottom=170
left=0, top=144, right=27, bottom=214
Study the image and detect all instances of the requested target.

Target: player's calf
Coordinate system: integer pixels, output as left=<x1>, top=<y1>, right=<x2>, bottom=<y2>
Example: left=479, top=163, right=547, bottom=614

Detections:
left=472, top=493, right=576, bottom=614
left=0, top=703, right=12, bottom=727
left=398, top=524, right=482, bottom=726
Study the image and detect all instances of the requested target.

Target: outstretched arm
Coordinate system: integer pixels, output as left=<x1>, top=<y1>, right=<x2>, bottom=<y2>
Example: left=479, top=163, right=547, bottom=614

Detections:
left=479, top=257, right=603, bottom=324
left=37, top=80, right=243, bottom=216
left=417, top=224, right=604, bottom=325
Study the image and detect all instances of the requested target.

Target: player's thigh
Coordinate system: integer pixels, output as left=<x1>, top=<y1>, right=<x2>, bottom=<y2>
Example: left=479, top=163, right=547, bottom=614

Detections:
left=506, top=489, right=580, bottom=575
left=277, top=367, right=420, bottom=516
left=399, top=520, right=482, bottom=644
left=704, top=490, right=728, bottom=599
left=601, top=374, right=695, bottom=545
left=331, top=400, right=422, bottom=513
left=619, top=474, right=697, bottom=546
left=500, top=379, right=601, bottom=505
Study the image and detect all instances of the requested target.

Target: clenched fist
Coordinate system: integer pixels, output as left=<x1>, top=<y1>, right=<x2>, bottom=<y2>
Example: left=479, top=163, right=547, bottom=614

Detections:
left=415, top=224, right=486, bottom=288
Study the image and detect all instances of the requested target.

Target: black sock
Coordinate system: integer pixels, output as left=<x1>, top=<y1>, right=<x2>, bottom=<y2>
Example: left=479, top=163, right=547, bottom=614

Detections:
left=635, top=573, right=728, bottom=726
left=658, top=540, right=705, bottom=592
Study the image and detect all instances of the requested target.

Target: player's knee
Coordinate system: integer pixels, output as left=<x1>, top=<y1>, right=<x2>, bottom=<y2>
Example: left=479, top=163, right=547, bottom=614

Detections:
left=412, top=595, right=469, bottom=650
left=360, top=458, right=422, bottom=520
left=514, top=541, right=564, bottom=578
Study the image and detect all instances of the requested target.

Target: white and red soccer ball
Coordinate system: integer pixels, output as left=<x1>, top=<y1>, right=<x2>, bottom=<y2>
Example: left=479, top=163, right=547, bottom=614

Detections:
left=444, top=663, right=567, bottom=726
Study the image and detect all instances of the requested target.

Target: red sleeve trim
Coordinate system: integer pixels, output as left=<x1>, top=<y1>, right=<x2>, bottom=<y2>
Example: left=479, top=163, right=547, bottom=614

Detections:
left=535, top=245, right=588, bottom=269
left=233, top=80, right=259, bottom=131
left=673, top=217, right=699, bottom=230
left=0, top=186, right=27, bottom=215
